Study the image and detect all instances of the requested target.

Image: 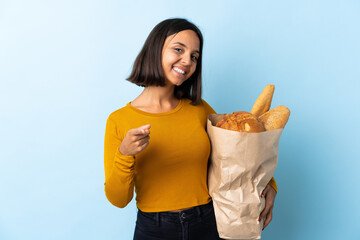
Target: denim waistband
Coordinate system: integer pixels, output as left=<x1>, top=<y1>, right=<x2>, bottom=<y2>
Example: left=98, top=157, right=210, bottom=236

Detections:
left=137, top=201, right=214, bottom=224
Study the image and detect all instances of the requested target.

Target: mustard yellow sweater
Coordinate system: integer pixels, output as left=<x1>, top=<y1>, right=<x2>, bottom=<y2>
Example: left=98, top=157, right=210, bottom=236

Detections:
left=104, top=98, right=277, bottom=212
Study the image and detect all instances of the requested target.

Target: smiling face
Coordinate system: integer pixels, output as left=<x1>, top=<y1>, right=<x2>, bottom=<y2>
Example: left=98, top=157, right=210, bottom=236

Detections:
left=161, top=30, right=200, bottom=87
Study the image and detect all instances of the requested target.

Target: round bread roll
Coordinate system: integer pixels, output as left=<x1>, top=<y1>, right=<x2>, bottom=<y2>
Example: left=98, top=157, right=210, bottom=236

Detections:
left=216, top=111, right=265, bottom=133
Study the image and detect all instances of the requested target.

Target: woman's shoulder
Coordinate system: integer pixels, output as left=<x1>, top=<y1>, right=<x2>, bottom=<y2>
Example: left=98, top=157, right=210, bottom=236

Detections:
left=107, top=103, right=133, bottom=121
left=201, top=99, right=216, bottom=115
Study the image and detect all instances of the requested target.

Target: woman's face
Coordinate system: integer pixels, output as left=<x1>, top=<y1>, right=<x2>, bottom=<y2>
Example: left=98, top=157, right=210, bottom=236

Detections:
left=161, top=30, right=200, bottom=86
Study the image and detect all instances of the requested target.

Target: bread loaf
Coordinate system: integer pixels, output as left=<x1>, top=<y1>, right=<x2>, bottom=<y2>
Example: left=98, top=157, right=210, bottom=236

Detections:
left=216, top=111, right=265, bottom=133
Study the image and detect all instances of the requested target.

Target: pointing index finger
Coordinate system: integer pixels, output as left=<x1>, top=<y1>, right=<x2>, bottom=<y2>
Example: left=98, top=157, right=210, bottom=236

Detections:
left=133, top=124, right=151, bottom=136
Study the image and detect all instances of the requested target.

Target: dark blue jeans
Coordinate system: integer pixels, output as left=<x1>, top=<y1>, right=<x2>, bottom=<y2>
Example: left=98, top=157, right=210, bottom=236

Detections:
left=133, top=201, right=223, bottom=240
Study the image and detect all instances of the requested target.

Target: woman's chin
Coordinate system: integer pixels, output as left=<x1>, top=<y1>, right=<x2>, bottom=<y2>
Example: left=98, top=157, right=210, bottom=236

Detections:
left=166, top=79, right=186, bottom=87
left=175, top=81, right=184, bottom=86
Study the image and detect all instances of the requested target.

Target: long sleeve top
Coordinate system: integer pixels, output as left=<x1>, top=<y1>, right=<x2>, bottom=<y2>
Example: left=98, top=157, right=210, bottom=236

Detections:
left=104, top=98, right=277, bottom=212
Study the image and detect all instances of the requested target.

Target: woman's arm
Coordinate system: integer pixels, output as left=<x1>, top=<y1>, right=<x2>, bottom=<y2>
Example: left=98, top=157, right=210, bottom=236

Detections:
left=259, top=182, right=277, bottom=230
left=104, top=117, right=135, bottom=208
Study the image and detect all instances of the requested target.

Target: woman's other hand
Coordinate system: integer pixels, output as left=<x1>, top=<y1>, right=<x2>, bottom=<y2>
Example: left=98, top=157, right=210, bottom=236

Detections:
left=119, top=124, right=151, bottom=156
left=259, top=184, right=277, bottom=230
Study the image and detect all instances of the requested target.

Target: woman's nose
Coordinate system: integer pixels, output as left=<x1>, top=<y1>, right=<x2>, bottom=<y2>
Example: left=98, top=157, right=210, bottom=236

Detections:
left=181, top=54, right=192, bottom=65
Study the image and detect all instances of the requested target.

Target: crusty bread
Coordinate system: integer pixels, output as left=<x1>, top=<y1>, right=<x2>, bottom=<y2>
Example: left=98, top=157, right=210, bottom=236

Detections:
left=250, top=85, right=275, bottom=117
left=259, top=105, right=290, bottom=130
left=216, top=111, right=265, bottom=133
left=216, top=85, right=290, bottom=132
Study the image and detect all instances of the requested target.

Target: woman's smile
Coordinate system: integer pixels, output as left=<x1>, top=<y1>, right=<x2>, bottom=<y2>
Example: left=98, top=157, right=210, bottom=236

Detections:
left=173, top=66, right=186, bottom=75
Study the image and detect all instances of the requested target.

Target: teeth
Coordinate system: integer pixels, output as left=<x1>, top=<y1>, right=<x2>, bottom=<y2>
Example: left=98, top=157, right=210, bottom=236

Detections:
left=173, top=67, right=185, bottom=75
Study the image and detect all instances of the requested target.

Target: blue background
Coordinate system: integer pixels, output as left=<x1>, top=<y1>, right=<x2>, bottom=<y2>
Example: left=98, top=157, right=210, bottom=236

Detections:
left=1, top=0, right=359, bottom=239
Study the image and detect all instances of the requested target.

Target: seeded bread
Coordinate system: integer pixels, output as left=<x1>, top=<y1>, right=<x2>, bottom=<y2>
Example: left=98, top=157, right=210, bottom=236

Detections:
left=216, top=111, right=265, bottom=133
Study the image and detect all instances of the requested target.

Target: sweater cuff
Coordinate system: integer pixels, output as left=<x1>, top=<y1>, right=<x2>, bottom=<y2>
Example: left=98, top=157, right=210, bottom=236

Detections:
left=114, top=149, right=135, bottom=167
left=268, top=177, right=277, bottom=193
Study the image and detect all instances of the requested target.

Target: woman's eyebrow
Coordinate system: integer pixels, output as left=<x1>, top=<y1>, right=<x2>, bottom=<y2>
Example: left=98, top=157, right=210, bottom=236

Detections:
left=173, top=42, right=200, bottom=54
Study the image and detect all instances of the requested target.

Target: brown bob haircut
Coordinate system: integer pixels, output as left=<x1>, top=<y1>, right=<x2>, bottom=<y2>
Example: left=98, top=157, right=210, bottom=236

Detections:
left=126, top=18, right=204, bottom=105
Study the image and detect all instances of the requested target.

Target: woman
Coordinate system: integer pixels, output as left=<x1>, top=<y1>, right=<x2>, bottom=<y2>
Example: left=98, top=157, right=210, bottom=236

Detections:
left=104, top=18, right=277, bottom=240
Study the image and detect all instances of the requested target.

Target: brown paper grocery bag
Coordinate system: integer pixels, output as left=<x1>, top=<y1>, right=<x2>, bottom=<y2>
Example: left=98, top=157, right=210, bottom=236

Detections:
left=207, top=114, right=283, bottom=240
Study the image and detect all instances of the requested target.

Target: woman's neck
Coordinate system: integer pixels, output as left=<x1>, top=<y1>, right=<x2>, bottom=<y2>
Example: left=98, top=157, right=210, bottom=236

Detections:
left=140, top=85, right=176, bottom=104
left=131, top=85, right=180, bottom=113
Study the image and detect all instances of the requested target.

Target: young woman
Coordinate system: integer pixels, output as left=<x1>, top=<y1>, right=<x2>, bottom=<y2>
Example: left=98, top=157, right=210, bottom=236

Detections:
left=104, top=18, right=277, bottom=240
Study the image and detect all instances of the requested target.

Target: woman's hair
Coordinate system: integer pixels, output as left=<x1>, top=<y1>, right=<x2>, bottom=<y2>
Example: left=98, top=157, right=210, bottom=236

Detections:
left=126, top=18, right=204, bottom=105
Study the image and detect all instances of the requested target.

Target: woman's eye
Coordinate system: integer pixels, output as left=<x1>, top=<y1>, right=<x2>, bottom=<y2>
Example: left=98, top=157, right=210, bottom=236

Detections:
left=174, top=48, right=182, bottom=52
left=192, top=55, right=198, bottom=61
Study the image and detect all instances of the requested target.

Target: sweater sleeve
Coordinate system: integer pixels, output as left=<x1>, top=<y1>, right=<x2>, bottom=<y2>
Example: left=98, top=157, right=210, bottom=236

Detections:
left=104, top=115, right=135, bottom=208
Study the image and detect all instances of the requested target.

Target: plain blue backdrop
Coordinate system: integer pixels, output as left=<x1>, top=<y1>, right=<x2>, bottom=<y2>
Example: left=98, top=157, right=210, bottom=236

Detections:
left=1, top=0, right=359, bottom=239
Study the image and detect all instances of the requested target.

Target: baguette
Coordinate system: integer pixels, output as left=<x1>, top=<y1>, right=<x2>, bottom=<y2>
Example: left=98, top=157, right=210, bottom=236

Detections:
left=259, top=105, right=290, bottom=130
left=250, top=85, right=275, bottom=117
